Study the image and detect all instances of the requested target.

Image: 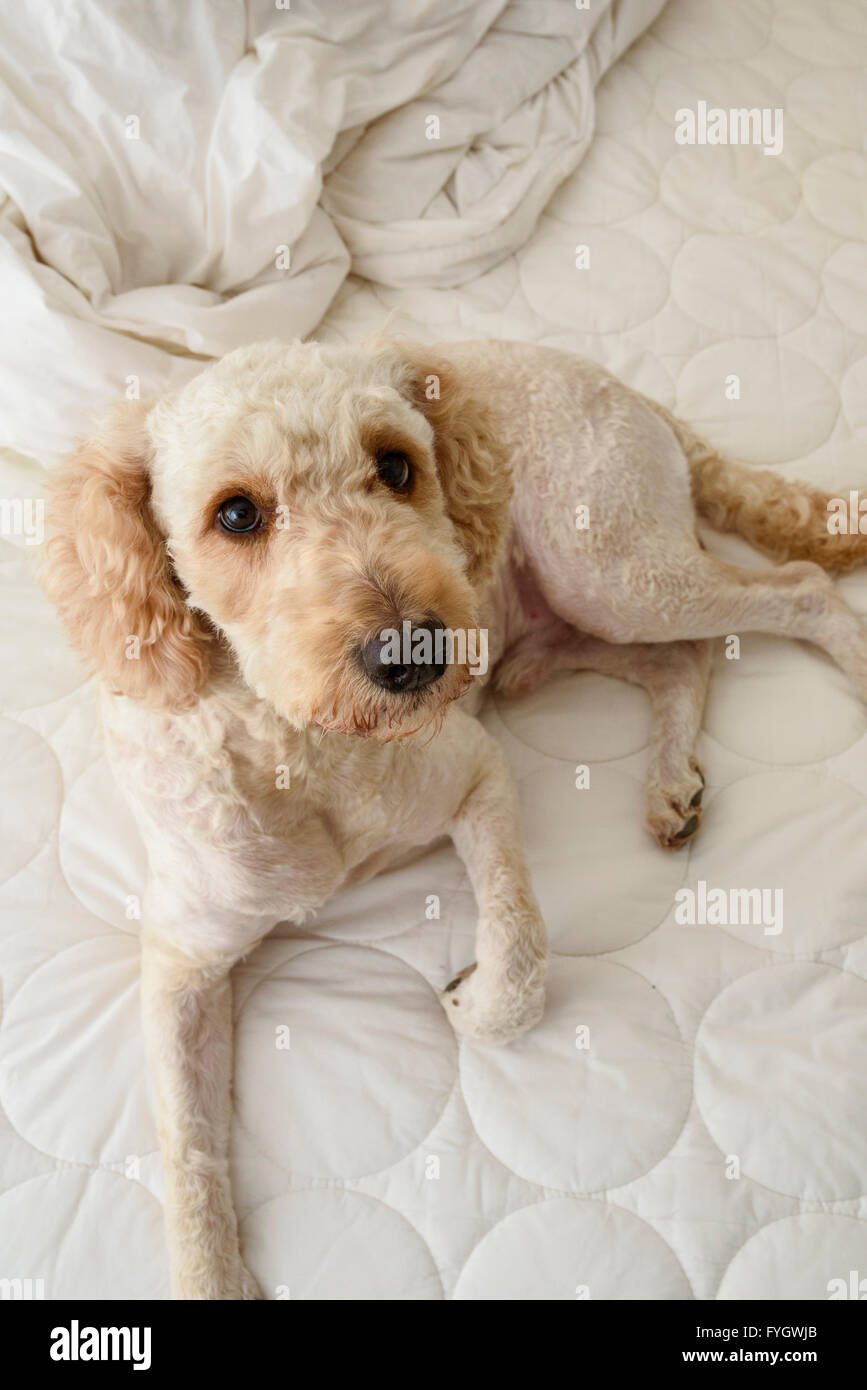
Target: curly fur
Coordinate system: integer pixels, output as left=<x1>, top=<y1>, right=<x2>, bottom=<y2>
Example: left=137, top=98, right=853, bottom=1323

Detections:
left=42, top=400, right=212, bottom=709
left=366, top=333, right=515, bottom=591
left=644, top=397, right=867, bottom=573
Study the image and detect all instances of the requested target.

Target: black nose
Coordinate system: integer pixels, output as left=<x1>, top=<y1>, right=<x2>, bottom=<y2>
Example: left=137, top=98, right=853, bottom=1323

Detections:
left=359, top=621, right=446, bottom=694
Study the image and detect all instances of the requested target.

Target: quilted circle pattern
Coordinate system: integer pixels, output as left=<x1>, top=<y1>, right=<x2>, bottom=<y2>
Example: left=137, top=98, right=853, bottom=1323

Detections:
left=241, top=1189, right=443, bottom=1300
left=718, top=1214, right=867, bottom=1300
left=775, top=2, right=867, bottom=69
left=689, top=773, right=867, bottom=954
left=654, top=65, right=785, bottom=145
left=520, top=225, right=669, bottom=333
left=652, top=0, right=772, bottom=59
left=0, top=935, right=156, bottom=1165
left=823, top=243, right=867, bottom=335
left=546, top=137, right=658, bottom=226
left=0, top=718, right=62, bottom=883
left=518, top=766, right=688, bottom=954
left=3, top=0, right=867, bottom=1302
left=671, top=234, right=819, bottom=337
left=660, top=146, right=800, bottom=235
left=703, top=636, right=867, bottom=764
left=0, top=543, right=87, bottom=711
left=59, top=758, right=148, bottom=933
left=234, top=944, right=457, bottom=1178
left=0, top=1170, right=169, bottom=1299
left=677, top=343, right=839, bottom=464
left=460, top=959, right=691, bottom=1192
left=786, top=69, right=867, bottom=151
left=454, top=1198, right=692, bottom=1300
left=803, top=153, right=867, bottom=238
left=695, top=965, right=867, bottom=1201
left=495, top=670, right=651, bottom=762
left=841, top=356, right=867, bottom=435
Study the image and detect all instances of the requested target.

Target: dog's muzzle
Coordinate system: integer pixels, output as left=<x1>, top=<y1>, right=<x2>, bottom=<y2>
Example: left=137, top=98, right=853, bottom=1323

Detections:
left=359, top=620, right=446, bottom=695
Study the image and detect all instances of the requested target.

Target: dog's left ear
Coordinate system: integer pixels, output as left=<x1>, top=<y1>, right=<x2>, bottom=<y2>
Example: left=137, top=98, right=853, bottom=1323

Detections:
left=369, top=336, right=513, bottom=593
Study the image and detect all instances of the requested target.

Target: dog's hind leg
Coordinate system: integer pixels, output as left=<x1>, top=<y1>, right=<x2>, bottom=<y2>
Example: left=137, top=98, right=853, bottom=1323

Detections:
left=498, top=632, right=712, bottom=849
left=569, top=636, right=712, bottom=849
left=585, top=552, right=867, bottom=702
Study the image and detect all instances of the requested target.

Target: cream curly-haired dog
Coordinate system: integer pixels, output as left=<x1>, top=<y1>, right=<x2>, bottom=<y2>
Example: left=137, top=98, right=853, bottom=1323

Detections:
left=42, top=336, right=867, bottom=1299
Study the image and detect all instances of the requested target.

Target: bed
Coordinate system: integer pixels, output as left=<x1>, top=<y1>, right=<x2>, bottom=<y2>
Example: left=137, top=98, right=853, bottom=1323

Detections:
left=1, top=0, right=866, bottom=1300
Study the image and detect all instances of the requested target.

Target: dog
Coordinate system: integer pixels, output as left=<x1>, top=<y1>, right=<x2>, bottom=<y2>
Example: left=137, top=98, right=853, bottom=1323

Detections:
left=41, top=335, right=867, bottom=1298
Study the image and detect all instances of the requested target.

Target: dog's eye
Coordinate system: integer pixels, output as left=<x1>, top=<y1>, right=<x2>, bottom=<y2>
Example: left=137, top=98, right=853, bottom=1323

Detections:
left=218, top=496, right=261, bottom=533
left=377, top=452, right=412, bottom=492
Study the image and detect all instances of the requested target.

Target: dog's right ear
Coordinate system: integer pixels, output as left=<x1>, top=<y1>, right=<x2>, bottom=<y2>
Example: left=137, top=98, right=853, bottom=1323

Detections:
left=365, top=333, right=513, bottom=595
left=41, top=399, right=211, bottom=710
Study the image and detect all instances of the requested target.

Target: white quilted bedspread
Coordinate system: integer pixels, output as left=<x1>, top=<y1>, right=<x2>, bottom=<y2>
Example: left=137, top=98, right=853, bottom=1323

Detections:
left=3, top=0, right=867, bottom=1300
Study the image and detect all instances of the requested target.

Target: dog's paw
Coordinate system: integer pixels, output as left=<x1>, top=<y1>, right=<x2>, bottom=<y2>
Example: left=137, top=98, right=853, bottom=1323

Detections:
left=441, top=961, right=546, bottom=1045
left=647, top=759, right=705, bottom=851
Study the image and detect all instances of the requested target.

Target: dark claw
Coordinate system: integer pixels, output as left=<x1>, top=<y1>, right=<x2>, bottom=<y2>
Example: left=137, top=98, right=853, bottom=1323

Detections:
left=675, top=814, right=699, bottom=840
left=690, top=787, right=703, bottom=808
left=445, top=962, right=477, bottom=992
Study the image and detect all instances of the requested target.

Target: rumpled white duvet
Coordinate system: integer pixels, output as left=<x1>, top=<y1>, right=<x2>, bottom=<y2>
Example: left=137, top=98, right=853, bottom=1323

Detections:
left=3, top=0, right=867, bottom=1302
left=0, top=0, right=658, bottom=464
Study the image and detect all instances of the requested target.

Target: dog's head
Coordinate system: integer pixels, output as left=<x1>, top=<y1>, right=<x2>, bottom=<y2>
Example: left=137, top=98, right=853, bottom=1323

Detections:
left=41, top=338, right=512, bottom=739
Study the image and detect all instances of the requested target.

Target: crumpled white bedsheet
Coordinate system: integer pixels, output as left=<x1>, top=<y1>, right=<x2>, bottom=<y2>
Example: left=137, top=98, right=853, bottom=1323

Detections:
left=2, top=0, right=867, bottom=1301
left=0, top=0, right=658, bottom=465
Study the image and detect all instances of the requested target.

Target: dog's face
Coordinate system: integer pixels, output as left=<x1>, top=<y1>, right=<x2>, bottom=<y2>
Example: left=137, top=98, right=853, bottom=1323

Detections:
left=43, top=338, right=512, bottom=739
left=148, top=341, right=479, bottom=736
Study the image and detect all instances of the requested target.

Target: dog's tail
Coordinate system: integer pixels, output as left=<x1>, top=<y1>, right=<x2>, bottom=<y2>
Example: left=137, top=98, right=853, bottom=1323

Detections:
left=647, top=399, right=867, bottom=573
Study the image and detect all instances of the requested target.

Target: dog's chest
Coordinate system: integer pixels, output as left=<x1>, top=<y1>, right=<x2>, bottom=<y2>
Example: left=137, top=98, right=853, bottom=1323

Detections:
left=102, top=680, right=477, bottom=919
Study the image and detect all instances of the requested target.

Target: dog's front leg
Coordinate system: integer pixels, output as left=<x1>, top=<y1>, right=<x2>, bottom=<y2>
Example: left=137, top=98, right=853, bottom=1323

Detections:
left=443, top=740, right=547, bottom=1045
left=141, top=930, right=261, bottom=1300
